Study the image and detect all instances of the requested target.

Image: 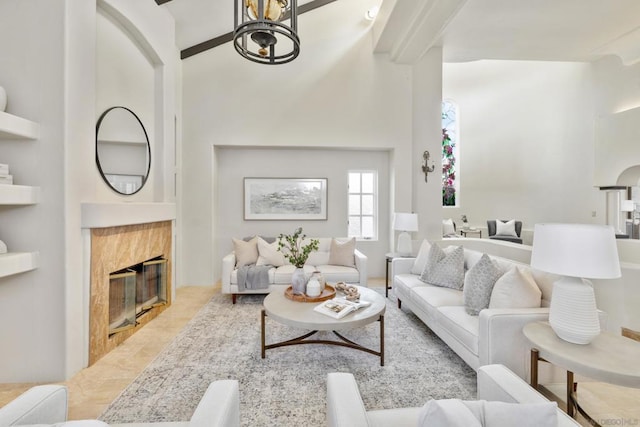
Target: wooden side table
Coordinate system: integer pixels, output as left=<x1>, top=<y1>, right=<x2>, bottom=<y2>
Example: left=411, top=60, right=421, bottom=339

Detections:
left=460, top=228, right=482, bottom=238
left=385, top=252, right=411, bottom=298
left=523, top=321, right=640, bottom=425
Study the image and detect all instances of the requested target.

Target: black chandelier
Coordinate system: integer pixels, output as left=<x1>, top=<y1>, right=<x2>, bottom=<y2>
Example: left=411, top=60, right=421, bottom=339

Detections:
left=233, top=0, right=300, bottom=65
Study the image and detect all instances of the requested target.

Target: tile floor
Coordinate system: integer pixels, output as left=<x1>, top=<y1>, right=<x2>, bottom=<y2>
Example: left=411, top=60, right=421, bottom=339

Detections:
left=1, top=283, right=638, bottom=426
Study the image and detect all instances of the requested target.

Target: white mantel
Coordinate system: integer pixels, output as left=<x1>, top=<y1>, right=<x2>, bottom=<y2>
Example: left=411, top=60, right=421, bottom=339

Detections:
left=81, top=202, right=176, bottom=229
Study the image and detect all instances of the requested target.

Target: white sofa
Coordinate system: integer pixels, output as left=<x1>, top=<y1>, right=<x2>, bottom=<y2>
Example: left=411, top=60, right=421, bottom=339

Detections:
left=222, top=237, right=367, bottom=303
left=327, top=364, right=580, bottom=426
left=0, top=380, right=239, bottom=427
left=391, top=239, right=605, bottom=383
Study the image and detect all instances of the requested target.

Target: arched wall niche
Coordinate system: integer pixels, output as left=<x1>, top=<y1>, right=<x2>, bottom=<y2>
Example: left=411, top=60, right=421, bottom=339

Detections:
left=617, top=165, right=640, bottom=186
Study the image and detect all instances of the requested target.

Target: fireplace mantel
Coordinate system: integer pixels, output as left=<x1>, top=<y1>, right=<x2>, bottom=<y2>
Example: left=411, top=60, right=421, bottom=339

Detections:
left=81, top=202, right=175, bottom=229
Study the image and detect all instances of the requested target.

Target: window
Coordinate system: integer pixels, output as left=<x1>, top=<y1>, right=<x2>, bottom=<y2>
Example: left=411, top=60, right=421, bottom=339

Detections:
left=442, top=100, right=459, bottom=207
left=348, top=171, right=378, bottom=240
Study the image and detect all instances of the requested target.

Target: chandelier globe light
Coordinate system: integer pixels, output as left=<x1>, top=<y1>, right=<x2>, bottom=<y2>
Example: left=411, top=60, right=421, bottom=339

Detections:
left=233, top=0, right=300, bottom=65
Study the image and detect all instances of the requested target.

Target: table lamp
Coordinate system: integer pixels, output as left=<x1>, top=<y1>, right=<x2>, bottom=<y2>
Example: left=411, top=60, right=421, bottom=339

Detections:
left=393, top=213, right=418, bottom=256
left=530, top=223, right=621, bottom=344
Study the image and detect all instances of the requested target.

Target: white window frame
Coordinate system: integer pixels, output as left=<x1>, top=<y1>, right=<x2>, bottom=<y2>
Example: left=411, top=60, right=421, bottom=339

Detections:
left=348, top=170, right=378, bottom=241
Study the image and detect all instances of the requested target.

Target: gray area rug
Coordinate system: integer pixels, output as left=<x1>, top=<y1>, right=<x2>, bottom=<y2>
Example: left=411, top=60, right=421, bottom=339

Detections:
left=99, top=288, right=476, bottom=426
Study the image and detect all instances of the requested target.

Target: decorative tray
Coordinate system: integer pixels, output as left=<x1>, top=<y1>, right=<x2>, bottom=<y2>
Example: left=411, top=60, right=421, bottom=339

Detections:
left=285, top=284, right=336, bottom=303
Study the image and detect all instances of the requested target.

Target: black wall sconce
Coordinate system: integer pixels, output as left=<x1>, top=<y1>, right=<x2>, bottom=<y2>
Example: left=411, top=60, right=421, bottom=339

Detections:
left=422, top=150, right=435, bottom=182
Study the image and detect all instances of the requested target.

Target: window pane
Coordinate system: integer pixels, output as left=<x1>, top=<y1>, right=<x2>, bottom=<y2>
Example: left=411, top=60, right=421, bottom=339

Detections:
left=348, top=216, right=361, bottom=237
left=348, top=173, right=360, bottom=193
left=349, top=195, right=361, bottom=215
left=362, top=217, right=374, bottom=238
left=362, top=173, right=374, bottom=193
left=361, top=195, right=373, bottom=215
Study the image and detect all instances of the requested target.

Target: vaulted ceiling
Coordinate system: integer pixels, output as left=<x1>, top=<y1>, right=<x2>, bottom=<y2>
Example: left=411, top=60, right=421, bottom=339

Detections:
left=157, top=0, right=640, bottom=65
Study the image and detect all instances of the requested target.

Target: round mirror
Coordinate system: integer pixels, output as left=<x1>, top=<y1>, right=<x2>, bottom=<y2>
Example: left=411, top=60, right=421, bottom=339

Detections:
left=96, top=106, right=151, bottom=195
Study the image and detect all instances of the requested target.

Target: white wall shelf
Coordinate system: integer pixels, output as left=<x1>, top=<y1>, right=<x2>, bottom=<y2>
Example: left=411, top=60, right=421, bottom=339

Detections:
left=0, top=111, right=40, bottom=140
left=0, top=252, right=39, bottom=278
left=0, top=184, right=41, bottom=205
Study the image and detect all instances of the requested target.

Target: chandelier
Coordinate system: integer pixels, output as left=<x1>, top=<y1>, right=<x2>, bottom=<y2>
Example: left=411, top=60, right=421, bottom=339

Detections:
left=233, top=0, right=300, bottom=65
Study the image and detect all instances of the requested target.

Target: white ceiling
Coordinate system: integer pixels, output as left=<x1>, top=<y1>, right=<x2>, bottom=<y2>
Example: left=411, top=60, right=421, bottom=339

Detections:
left=158, top=0, right=640, bottom=65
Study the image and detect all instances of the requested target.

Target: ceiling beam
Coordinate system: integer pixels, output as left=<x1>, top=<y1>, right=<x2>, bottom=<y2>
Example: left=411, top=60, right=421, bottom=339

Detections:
left=179, top=0, right=337, bottom=60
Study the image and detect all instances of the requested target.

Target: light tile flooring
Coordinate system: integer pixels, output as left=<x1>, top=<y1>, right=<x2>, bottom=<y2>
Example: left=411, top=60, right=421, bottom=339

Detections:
left=1, top=283, right=638, bottom=426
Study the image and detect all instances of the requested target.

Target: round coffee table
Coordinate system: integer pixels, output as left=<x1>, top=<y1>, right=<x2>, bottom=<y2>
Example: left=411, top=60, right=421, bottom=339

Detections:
left=261, top=285, right=386, bottom=365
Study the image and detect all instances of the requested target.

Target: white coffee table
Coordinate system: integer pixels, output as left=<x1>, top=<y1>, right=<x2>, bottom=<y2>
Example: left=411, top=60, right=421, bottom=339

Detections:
left=261, top=285, right=386, bottom=365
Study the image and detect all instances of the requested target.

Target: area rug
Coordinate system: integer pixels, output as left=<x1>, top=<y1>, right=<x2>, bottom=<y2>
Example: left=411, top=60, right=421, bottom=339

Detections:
left=99, top=288, right=476, bottom=426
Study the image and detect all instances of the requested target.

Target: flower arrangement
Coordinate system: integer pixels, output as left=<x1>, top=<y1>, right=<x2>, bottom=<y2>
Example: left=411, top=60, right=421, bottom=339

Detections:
left=277, top=227, right=319, bottom=268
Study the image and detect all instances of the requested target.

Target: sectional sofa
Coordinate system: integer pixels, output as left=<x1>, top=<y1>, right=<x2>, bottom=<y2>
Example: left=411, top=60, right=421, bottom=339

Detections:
left=222, top=236, right=367, bottom=303
left=392, top=238, right=605, bottom=382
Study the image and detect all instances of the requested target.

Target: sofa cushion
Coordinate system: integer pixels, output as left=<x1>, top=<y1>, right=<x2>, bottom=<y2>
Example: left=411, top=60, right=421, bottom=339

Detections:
left=256, top=237, right=286, bottom=267
left=418, top=399, right=481, bottom=427
left=316, top=265, right=360, bottom=284
left=306, top=251, right=330, bottom=266
left=411, top=285, right=463, bottom=324
left=328, top=238, right=356, bottom=267
left=394, top=273, right=428, bottom=304
left=442, top=218, right=457, bottom=237
left=420, top=245, right=465, bottom=290
left=232, top=237, right=259, bottom=268
left=411, top=239, right=432, bottom=275
left=489, top=266, right=542, bottom=309
left=273, top=265, right=315, bottom=284
left=463, top=254, right=504, bottom=316
left=496, top=219, right=518, bottom=237
left=437, top=306, right=479, bottom=356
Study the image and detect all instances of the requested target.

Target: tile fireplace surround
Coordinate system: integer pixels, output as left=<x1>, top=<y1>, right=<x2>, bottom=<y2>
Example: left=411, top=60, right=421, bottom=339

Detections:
left=89, top=221, right=172, bottom=365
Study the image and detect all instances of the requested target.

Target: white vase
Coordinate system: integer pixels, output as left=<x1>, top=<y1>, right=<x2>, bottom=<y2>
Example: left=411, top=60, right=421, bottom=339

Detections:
left=0, top=86, right=6, bottom=112
left=291, top=267, right=308, bottom=295
left=306, top=278, right=322, bottom=297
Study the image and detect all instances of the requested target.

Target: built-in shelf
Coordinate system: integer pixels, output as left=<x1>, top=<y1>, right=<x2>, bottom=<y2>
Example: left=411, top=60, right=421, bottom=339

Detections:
left=0, top=111, right=40, bottom=140
left=0, top=184, right=41, bottom=205
left=0, top=252, right=39, bottom=278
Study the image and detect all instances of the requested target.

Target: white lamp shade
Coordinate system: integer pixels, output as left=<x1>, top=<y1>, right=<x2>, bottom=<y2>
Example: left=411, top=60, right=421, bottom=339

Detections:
left=393, top=213, right=418, bottom=232
left=530, top=223, right=621, bottom=279
left=621, top=200, right=635, bottom=212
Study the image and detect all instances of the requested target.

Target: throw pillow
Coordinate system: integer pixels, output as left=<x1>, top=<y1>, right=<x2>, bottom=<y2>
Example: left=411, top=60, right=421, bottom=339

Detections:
left=411, top=239, right=431, bottom=275
left=462, top=254, right=503, bottom=315
left=442, top=218, right=456, bottom=236
left=489, top=266, right=542, bottom=309
left=232, top=236, right=259, bottom=268
left=417, top=399, right=482, bottom=427
left=328, top=238, right=356, bottom=267
left=496, top=219, right=517, bottom=237
left=419, top=245, right=465, bottom=290
left=256, top=236, right=285, bottom=267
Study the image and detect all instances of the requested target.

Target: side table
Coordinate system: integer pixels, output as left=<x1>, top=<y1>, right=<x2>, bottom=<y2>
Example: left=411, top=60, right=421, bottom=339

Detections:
left=460, top=228, right=482, bottom=238
left=523, top=321, right=640, bottom=426
left=385, top=252, right=412, bottom=298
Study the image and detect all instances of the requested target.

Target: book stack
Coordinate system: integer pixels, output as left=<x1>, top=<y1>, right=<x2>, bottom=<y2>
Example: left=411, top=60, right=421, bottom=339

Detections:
left=0, top=163, right=13, bottom=185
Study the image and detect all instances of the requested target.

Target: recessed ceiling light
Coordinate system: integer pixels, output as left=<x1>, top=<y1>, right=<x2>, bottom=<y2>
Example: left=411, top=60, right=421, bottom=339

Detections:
left=365, top=5, right=379, bottom=21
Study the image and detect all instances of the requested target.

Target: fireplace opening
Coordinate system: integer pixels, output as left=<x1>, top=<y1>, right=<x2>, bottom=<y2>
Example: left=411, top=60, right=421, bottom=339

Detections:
left=109, top=256, right=168, bottom=336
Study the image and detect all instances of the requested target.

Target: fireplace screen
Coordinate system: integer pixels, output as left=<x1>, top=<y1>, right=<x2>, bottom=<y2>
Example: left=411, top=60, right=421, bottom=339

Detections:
left=109, top=256, right=168, bottom=336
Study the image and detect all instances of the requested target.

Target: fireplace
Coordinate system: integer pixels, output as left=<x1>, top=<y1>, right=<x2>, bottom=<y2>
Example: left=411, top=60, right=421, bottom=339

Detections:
left=108, top=256, right=168, bottom=335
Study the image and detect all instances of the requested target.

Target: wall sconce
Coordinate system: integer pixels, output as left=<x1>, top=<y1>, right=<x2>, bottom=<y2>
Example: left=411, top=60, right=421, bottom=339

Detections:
left=422, top=150, right=435, bottom=182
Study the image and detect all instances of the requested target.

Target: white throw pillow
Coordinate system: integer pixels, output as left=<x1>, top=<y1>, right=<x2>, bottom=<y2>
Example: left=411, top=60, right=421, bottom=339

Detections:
left=495, top=219, right=517, bottom=237
left=442, top=218, right=456, bottom=236
left=489, top=266, right=542, bottom=309
left=417, top=399, right=482, bottom=427
left=232, top=236, right=259, bottom=268
left=328, top=238, right=356, bottom=267
left=463, top=254, right=504, bottom=316
left=411, top=239, right=432, bottom=275
left=419, top=245, right=465, bottom=290
left=256, top=236, right=286, bottom=267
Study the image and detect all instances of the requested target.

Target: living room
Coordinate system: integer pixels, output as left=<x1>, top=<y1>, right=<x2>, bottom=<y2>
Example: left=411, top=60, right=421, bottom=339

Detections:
left=1, top=0, right=640, bottom=425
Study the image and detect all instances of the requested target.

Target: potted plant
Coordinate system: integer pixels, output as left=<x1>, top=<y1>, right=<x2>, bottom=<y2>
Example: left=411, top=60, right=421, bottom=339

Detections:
left=278, top=228, right=319, bottom=295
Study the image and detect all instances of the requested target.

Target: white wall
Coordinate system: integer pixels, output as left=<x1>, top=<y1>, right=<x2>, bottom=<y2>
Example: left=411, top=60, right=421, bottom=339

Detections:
left=180, top=0, right=413, bottom=285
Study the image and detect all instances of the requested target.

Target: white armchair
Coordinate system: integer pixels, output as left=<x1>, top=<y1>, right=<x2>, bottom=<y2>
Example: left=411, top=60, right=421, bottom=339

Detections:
left=0, top=380, right=240, bottom=427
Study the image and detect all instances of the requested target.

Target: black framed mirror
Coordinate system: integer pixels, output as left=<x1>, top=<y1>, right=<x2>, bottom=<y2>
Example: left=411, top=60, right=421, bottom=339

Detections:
left=96, top=106, right=151, bottom=195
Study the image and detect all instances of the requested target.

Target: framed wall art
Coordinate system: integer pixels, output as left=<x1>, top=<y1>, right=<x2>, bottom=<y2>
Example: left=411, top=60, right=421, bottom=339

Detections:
left=244, top=177, right=328, bottom=220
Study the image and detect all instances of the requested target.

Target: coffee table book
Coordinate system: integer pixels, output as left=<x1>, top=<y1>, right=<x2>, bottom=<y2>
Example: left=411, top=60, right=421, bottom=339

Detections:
left=314, top=298, right=371, bottom=319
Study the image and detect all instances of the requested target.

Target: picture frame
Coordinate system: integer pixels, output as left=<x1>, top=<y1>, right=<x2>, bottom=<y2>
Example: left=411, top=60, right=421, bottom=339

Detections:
left=244, top=177, right=328, bottom=220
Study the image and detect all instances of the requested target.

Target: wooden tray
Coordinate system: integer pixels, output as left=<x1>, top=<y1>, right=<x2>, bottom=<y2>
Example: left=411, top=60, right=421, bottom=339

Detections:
left=284, top=284, right=336, bottom=303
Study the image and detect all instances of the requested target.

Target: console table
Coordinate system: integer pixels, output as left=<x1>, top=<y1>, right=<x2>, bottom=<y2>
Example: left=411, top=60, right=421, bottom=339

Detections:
left=523, top=321, right=640, bottom=426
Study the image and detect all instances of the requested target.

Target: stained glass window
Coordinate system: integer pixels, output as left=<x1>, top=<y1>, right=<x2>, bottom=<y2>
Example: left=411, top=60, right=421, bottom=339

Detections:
left=442, top=100, right=459, bottom=206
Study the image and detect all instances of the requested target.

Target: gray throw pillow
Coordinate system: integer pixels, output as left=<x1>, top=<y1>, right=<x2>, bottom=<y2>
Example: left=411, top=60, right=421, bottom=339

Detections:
left=463, top=253, right=503, bottom=316
left=419, top=245, right=465, bottom=290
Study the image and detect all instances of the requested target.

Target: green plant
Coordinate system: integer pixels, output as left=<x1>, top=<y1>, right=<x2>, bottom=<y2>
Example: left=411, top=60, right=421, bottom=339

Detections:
left=277, top=227, right=319, bottom=268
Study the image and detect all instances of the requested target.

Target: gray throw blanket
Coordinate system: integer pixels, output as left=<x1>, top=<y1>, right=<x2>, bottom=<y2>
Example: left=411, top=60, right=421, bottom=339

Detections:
left=236, top=264, right=272, bottom=292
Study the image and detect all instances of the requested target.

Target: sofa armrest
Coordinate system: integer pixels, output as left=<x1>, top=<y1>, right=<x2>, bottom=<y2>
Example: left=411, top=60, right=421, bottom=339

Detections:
left=0, top=385, right=68, bottom=425
left=189, top=380, right=240, bottom=427
left=391, top=257, right=415, bottom=278
left=327, top=373, right=370, bottom=427
left=221, top=253, right=236, bottom=293
left=354, top=249, right=367, bottom=287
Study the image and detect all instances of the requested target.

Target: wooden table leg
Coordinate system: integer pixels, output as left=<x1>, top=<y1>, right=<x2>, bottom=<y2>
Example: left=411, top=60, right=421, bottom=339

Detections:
left=385, top=258, right=390, bottom=297
left=261, top=309, right=266, bottom=359
left=530, top=348, right=539, bottom=389
left=567, top=370, right=575, bottom=418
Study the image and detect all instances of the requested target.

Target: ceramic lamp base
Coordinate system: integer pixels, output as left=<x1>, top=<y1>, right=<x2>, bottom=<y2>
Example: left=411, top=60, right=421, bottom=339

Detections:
left=549, top=277, right=600, bottom=344
left=396, top=232, right=412, bottom=256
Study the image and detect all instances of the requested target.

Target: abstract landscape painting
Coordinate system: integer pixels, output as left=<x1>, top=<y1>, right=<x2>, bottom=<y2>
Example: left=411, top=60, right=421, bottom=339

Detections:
left=244, top=178, right=327, bottom=220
